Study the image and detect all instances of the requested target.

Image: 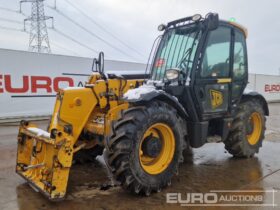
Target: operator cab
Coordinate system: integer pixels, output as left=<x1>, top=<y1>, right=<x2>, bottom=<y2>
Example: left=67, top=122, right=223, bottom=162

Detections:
left=149, top=13, right=248, bottom=118
left=148, top=13, right=249, bottom=146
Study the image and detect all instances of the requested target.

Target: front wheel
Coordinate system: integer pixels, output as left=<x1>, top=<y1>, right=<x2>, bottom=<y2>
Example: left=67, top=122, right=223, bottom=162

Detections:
left=224, top=99, right=266, bottom=158
left=106, top=101, right=187, bottom=195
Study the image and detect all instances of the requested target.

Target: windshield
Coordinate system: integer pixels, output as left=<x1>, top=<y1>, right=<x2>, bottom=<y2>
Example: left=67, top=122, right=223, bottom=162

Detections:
left=151, top=25, right=201, bottom=81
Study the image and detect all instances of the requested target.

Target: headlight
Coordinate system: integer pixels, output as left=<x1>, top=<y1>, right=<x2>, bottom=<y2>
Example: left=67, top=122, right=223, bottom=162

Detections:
left=192, top=14, right=202, bottom=22
left=166, top=69, right=180, bottom=80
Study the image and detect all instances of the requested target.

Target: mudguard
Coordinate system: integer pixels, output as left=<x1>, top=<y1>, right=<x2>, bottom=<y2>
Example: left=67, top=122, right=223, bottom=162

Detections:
left=242, top=89, right=269, bottom=116
left=123, top=85, right=189, bottom=119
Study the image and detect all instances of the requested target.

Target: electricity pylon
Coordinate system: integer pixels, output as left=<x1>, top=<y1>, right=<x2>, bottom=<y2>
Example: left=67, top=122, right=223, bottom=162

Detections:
left=20, top=0, right=53, bottom=53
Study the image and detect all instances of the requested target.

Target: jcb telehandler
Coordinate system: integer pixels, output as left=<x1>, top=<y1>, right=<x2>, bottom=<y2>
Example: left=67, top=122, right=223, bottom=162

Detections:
left=16, top=13, right=269, bottom=200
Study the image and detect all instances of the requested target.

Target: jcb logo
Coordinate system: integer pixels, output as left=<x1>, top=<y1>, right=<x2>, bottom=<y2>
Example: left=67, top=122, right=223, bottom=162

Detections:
left=210, top=90, right=223, bottom=108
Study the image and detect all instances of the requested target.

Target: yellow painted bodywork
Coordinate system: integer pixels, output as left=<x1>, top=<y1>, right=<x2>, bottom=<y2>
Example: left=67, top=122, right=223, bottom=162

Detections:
left=217, top=78, right=232, bottom=83
left=16, top=73, right=143, bottom=200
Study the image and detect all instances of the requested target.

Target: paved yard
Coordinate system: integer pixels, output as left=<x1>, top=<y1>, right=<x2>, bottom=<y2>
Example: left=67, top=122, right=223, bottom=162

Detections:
left=0, top=104, right=279, bottom=210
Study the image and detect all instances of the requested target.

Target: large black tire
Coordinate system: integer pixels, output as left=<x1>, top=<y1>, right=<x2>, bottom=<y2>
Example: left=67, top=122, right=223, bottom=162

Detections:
left=224, top=99, right=266, bottom=158
left=106, top=100, right=187, bottom=195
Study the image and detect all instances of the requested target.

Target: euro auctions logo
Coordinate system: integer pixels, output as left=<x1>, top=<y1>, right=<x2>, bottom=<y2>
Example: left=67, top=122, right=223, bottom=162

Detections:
left=167, top=192, right=218, bottom=205
left=265, top=84, right=280, bottom=93
left=166, top=190, right=278, bottom=207
left=0, top=74, right=74, bottom=94
left=0, top=73, right=86, bottom=97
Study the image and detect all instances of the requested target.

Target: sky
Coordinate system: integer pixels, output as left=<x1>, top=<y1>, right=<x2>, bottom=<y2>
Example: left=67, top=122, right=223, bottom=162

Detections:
left=0, top=0, right=279, bottom=75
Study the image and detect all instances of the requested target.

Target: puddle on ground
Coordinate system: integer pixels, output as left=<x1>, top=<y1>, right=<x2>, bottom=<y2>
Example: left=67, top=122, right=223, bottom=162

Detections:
left=0, top=137, right=279, bottom=210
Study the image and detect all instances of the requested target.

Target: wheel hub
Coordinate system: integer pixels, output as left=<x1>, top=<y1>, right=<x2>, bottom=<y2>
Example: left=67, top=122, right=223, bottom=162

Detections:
left=246, top=118, right=254, bottom=134
left=141, top=135, right=162, bottom=158
left=139, top=123, right=175, bottom=175
left=246, top=112, right=262, bottom=145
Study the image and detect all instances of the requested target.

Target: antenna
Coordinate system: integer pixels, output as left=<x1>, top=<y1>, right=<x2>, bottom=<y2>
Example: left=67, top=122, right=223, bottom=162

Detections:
left=20, top=0, right=53, bottom=53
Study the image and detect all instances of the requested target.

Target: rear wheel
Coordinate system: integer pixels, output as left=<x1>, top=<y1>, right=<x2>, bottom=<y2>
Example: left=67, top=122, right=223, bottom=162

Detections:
left=224, top=100, right=266, bottom=158
left=107, top=101, right=187, bottom=195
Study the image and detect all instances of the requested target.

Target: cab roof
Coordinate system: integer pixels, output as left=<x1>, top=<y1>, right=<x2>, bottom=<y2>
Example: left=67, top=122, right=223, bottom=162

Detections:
left=166, top=14, right=248, bottom=38
left=225, top=20, right=248, bottom=38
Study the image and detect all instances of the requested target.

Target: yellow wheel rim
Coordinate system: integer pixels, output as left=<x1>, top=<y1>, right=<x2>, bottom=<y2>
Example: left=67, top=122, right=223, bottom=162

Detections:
left=139, top=123, right=175, bottom=175
left=247, top=112, right=262, bottom=145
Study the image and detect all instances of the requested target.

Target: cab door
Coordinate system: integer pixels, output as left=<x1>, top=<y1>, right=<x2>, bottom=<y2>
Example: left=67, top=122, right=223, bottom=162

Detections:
left=193, top=25, right=233, bottom=119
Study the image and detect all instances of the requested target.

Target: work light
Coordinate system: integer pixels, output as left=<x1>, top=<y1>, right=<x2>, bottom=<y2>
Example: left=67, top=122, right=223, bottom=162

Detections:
left=158, top=24, right=166, bottom=31
left=166, top=68, right=180, bottom=80
left=192, top=14, right=202, bottom=22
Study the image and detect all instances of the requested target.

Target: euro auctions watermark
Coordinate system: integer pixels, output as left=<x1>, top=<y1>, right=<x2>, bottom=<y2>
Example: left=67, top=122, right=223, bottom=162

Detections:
left=166, top=189, right=278, bottom=207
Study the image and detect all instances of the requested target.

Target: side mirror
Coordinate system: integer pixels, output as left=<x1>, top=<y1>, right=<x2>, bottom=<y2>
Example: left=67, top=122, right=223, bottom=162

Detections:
left=91, top=52, right=105, bottom=74
left=97, top=52, right=105, bottom=74
left=205, top=13, right=219, bottom=31
left=91, top=52, right=106, bottom=80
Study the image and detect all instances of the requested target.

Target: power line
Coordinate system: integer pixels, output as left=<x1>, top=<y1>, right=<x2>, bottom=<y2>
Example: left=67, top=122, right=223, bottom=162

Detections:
left=0, top=6, right=19, bottom=13
left=0, top=17, right=32, bottom=29
left=47, top=5, right=141, bottom=61
left=51, top=27, right=99, bottom=54
left=0, top=2, right=134, bottom=59
left=0, top=17, right=23, bottom=25
left=0, top=25, right=23, bottom=32
left=0, top=6, right=27, bottom=17
left=0, top=23, right=94, bottom=56
left=63, top=0, right=145, bottom=58
left=52, top=40, right=81, bottom=56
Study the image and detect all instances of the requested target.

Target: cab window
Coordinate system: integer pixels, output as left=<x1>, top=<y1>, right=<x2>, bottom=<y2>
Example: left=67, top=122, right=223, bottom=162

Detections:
left=233, top=30, right=247, bottom=80
left=201, top=27, right=231, bottom=78
left=151, top=26, right=201, bottom=81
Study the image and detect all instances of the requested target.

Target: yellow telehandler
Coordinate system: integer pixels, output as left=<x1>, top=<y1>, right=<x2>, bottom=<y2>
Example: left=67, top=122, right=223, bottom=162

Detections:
left=16, top=13, right=269, bottom=200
